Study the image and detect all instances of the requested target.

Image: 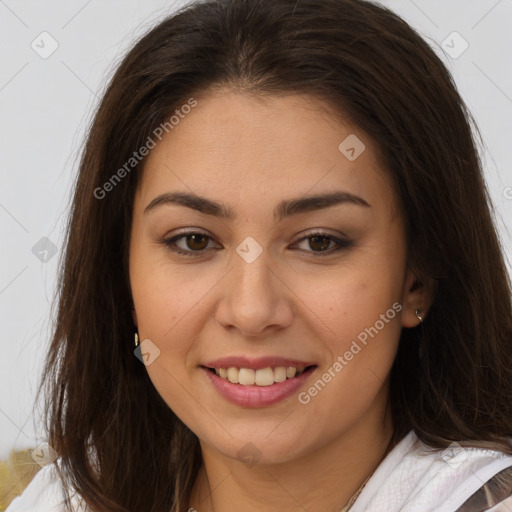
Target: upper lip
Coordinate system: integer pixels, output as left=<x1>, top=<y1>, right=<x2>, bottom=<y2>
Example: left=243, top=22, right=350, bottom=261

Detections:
left=202, top=356, right=316, bottom=370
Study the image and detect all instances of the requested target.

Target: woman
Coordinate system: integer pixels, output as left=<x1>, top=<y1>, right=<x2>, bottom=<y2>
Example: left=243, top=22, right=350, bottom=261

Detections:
left=7, top=0, right=512, bottom=511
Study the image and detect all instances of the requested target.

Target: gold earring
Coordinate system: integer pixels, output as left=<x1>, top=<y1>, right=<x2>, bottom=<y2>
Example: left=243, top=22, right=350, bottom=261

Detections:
left=415, top=310, right=424, bottom=323
left=134, top=332, right=139, bottom=348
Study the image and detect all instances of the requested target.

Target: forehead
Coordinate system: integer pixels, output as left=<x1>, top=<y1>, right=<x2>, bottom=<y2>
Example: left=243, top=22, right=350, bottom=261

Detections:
left=136, top=89, right=395, bottom=216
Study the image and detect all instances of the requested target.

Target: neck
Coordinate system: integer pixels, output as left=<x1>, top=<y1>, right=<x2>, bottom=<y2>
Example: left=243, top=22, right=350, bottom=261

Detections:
left=189, top=389, right=395, bottom=512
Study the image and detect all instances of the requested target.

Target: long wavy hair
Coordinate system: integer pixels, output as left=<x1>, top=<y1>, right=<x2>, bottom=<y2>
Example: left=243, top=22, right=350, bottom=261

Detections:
left=36, top=0, right=512, bottom=510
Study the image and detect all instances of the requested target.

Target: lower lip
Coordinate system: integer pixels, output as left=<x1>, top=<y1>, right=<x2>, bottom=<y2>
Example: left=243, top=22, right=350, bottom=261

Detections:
left=202, top=367, right=316, bottom=408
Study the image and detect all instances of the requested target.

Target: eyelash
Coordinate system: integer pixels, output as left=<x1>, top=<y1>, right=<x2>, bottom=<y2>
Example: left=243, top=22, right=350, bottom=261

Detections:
left=161, top=230, right=353, bottom=257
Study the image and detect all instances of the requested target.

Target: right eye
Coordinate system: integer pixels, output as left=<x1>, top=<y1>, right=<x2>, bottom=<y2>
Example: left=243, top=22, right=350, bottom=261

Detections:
left=162, top=230, right=222, bottom=257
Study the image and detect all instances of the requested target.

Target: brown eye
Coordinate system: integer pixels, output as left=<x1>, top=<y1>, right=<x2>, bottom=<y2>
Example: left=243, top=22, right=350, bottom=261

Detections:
left=186, top=233, right=209, bottom=250
left=308, top=235, right=332, bottom=252
left=293, top=232, right=352, bottom=256
left=162, top=230, right=221, bottom=257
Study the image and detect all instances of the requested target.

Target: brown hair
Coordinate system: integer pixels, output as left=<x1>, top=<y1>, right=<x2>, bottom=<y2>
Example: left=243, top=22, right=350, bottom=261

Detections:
left=36, top=0, right=512, bottom=510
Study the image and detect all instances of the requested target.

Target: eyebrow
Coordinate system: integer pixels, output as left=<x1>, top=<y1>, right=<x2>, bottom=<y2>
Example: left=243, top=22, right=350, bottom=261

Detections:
left=143, top=190, right=371, bottom=221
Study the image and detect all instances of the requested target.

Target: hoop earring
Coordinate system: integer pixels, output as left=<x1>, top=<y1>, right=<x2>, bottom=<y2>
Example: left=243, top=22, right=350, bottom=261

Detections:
left=134, top=332, right=139, bottom=348
left=415, top=310, right=424, bottom=323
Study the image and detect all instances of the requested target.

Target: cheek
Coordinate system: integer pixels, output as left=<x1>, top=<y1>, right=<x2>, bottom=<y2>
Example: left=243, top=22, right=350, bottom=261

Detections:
left=130, top=262, right=205, bottom=410
left=131, top=254, right=211, bottom=341
left=297, top=266, right=402, bottom=338
left=294, top=273, right=402, bottom=424
left=292, top=256, right=404, bottom=385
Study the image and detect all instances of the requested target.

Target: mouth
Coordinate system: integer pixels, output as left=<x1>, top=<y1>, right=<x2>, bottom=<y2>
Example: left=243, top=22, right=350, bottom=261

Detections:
left=203, top=365, right=317, bottom=386
left=200, top=361, right=318, bottom=408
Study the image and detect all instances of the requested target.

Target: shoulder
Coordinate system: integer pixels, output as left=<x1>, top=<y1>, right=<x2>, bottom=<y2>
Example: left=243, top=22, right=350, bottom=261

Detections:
left=5, top=462, right=89, bottom=512
left=460, top=465, right=512, bottom=512
left=351, top=431, right=512, bottom=512
left=487, top=494, right=512, bottom=511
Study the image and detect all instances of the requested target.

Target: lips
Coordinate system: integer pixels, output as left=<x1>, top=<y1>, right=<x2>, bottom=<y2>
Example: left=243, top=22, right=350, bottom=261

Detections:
left=201, top=356, right=317, bottom=407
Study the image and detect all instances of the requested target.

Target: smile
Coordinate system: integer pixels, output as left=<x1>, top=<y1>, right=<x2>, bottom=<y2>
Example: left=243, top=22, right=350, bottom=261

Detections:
left=201, top=360, right=317, bottom=407
left=211, top=366, right=308, bottom=386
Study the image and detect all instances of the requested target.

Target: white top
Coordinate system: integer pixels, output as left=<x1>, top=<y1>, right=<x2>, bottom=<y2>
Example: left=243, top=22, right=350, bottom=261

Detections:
left=351, top=431, right=512, bottom=512
left=6, top=431, right=512, bottom=512
left=5, top=462, right=88, bottom=512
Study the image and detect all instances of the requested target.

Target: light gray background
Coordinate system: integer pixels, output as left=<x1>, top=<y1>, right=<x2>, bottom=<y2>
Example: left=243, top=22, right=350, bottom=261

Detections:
left=1, top=0, right=511, bottom=460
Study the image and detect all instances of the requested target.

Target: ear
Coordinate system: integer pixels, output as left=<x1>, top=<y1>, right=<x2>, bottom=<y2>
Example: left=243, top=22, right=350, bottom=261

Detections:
left=401, top=269, right=435, bottom=328
left=131, top=306, right=138, bottom=327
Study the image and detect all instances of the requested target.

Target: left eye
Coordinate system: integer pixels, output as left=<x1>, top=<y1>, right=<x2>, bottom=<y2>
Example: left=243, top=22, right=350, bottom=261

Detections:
left=162, top=231, right=351, bottom=257
left=292, top=233, right=351, bottom=254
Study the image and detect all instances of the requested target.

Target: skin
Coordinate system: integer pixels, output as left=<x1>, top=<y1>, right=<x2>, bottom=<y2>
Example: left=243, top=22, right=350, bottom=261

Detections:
left=129, top=88, right=430, bottom=511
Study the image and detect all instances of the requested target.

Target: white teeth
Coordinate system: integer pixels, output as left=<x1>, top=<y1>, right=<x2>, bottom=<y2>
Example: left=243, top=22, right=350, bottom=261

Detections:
left=238, top=368, right=255, bottom=385
left=255, top=367, right=274, bottom=386
left=213, top=365, right=309, bottom=386
left=286, top=367, right=297, bottom=378
left=274, top=367, right=287, bottom=383
left=227, top=367, right=239, bottom=383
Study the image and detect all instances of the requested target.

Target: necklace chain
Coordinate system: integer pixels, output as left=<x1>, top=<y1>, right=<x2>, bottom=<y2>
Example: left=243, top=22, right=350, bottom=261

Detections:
left=338, top=469, right=374, bottom=512
left=198, top=440, right=389, bottom=512
left=200, top=467, right=375, bottom=512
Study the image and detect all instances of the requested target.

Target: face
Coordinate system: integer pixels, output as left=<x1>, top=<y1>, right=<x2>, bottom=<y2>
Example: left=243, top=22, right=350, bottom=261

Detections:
left=129, top=89, right=423, bottom=465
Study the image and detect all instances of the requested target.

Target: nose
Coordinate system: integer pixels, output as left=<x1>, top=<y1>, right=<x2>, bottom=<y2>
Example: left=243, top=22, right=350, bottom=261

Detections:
left=214, top=247, right=294, bottom=337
